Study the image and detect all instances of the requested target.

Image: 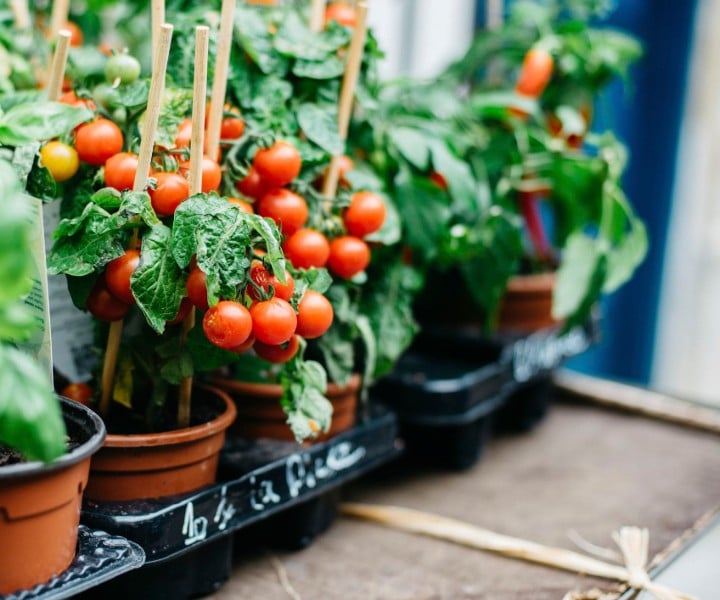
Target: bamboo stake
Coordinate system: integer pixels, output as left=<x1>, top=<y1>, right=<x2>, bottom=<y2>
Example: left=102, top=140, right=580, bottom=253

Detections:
left=554, top=370, right=720, bottom=436
left=48, top=0, right=69, bottom=42
left=99, top=24, right=174, bottom=417
left=46, top=30, right=71, bottom=101
left=310, top=0, right=327, bottom=32
left=152, top=0, right=165, bottom=62
left=321, top=1, right=368, bottom=200
left=205, top=0, right=237, bottom=163
left=177, top=26, right=209, bottom=429
left=9, top=0, right=31, bottom=29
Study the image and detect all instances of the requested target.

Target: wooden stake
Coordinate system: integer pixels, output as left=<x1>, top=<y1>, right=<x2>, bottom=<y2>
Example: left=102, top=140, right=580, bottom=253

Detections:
left=321, top=1, right=368, bottom=200
left=48, top=0, right=69, bottom=42
left=10, top=0, right=31, bottom=29
left=152, top=0, right=165, bottom=61
left=310, top=0, right=327, bottom=32
left=99, top=24, right=174, bottom=417
left=206, top=0, right=237, bottom=163
left=46, top=30, right=71, bottom=101
left=177, top=26, right=209, bottom=429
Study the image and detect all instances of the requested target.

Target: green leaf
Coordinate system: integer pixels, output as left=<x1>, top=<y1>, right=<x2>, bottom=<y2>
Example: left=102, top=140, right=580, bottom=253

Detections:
left=292, top=56, right=345, bottom=80
left=297, top=103, right=344, bottom=155
left=172, top=195, right=253, bottom=305
left=91, top=187, right=123, bottom=211
left=0, top=303, right=36, bottom=340
left=388, top=127, right=430, bottom=170
left=187, top=325, right=240, bottom=373
left=604, top=217, right=648, bottom=293
left=47, top=203, right=127, bottom=277
left=0, top=345, right=66, bottom=462
left=117, top=190, right=161, bottom=227
left=131, top=224, right=186, bottom=334
left=430, top=140, right=484, bottom=220
left=0, top=102, right=92, bottom=146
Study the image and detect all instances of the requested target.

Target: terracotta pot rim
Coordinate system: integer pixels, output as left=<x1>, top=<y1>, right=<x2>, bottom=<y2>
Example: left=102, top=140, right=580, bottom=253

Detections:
left=211, top=373, right=362, bottom=399
left=103, top=384, right=237, bottom=449
left=0, top=397, right=106, bottom=481
left=505, top=271, right=557, bottom=293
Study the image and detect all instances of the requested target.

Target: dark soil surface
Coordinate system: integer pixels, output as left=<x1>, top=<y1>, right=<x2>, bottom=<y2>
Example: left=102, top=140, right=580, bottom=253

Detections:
left=0, top=445, right=25, bottom=466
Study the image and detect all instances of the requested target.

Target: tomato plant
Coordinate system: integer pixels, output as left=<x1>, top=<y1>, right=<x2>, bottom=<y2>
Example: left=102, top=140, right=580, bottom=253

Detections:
left=149, top=171, right=190, bottom=216
left=235, top=167, right=268, bottom=200
left=257, top=188, right=308, bottom=236
left=228, top=197, right=254, bottom=213
left=282, top=229, right=330, bottom=269
left=105, top=249, right=140, bottom=304
left=295, top=291, right=333, bottom=339
left=186, top=268, right=210, bottom=311
left=327, top=236, right=370, bottom=279
left=250, top=297, right=297, bottom=345
left=249, top=262, right=294, bottom=301
left=75, top=119, right=124, bottom=166
left=254, top=335, right=300, bottom=364
left=60, top=382, right=94, bottom=407
left=86, top=280, right=131, bottom=322
left=515, top=47, right=554, bottom=98
left=252, top=141, right=302, bottom=188
left=344, top=191, right=386, bottom=238
left=105, top=52, right=142, bottom=85
left=40, top=141, right=79, bottom=182
left=105, top=152, right=139, bottom=191
left=325, top=3, right=357, bottom=27
left=203, top=301, right=253, bottom=350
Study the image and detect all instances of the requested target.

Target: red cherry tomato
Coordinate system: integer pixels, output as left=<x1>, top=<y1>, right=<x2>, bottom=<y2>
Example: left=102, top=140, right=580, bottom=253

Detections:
left=149, top=172, right=190, bottom=216
left=75, top=119, right=124, bottom=166
left=228, top=197, right=254, bottom=213
left=175, top=118, right=193, bottom=148
left=64, top=22, right=84, bottom=47
left=105, top=152, right=139, bottom=191
left=515, top=47, right=554, bottom=98
left=253, top=141, right=302, bottom=188
left=327, top=236, right=370, bottom=279
left=325, top=3, right=357, bottom=27
left=60, top=382, right=94, bottom=407
left=344, top=191, right=386, bottom=238
left=248, top=262, right=294, bottom=301
left=221, top=117, right=245, bottom=140
left=235, top=167, right=268, bottom=200
left=200, top=156, right=222, bottom=192
left=295, top=290, right=333, bottom=339
left=429, top=171, right=448, bottom=191
left=250, top=297, right=297, bottom=345
left=186, top=268, right=209, bottom=311
left=203, top=300, right=253, bottom=350
left=167, top=298, right=192, bottom=325
left=254, top=335, right=300, bottom=364
left=282, top=229, right=330, bottom=269
left=231, top=334, right=256, bottom=354
left=257, top=189, right=308, bottom=236
left=86, top=280, right=131, bottom=322
left=60, top=90, right=96, bottom=111
left=105, top=250, right=140, bottom=304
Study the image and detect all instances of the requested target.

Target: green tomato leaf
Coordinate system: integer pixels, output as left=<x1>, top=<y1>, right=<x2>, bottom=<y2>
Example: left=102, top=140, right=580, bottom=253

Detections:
left=292, top=56, right=346, bottom=80
left=131, top=224, right=186, bottom=334
left=0, top=102, right=92, bottom=145
left=388, top=126, right=430, bottom=170
left=117, top=190, right=161, bottom=227
left=297, top=103, right=344, bottom=155
left=604, top=217, right=648, bottom=293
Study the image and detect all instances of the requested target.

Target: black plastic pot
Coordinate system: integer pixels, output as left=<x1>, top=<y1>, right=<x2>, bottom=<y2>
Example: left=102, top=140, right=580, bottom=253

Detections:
left=79, top=407, right=400, bottom=599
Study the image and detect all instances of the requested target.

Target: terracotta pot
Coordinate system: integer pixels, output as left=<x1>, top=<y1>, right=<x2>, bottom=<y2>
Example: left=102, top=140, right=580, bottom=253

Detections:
left=212, top=374, right=361, bottom=443
left=84, top=385, right=236, bottom=502
left=497, top=272, right=558, bottom=333
left=0, top=398, right=106, bottom=595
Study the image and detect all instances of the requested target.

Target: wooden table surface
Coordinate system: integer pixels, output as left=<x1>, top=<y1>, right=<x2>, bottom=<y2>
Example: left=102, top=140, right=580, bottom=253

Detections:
left=212, top=398, right=720, bottom=600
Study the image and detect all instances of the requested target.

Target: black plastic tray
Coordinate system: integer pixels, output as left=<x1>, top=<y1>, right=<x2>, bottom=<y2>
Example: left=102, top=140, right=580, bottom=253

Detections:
left=3, top=526, right=144, bottom=600
left=375, top=321, right=597, bottom=469
left=78, top=408, right=399, bottom=598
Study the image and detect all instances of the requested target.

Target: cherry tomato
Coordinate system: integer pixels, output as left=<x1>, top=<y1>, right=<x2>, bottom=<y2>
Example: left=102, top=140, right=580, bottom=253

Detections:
left=334, top=154, right=354, bottom=187
left=175, top=118, right=193, bottom=148
left=200, top=156, right=222, bottom=192
left=344, top=191, right=386, bottom=238
left=60, top=90, right=96, bottom=111
left=325, top=3, right=357, bottom=27
left=282, top=229, right=330, bottom=269
left=64, top=22, right=84, bottom=47
left=60, top=382, right=94, bottom=407
left=295, top=290, right=333, bottom=339
left=327, top=236, right=370, bottom=279
left=105, top=250, right=140, bottom=304
left=105, top=52, right=141, bottom=85
left=258, top=189, right=308, bottom=236
left=429, top=171, right=448, bottom=191
left=149, top=172, right=190, bottom=216
left=253, top=141, right=302, bottom=188
left=105, top=152, right=138, bottom=191
left=228, top=197, right=254, bottom=213
left=515, top=47, right=554, bottom=98
left=203, top=301, right=253, bottom=350
left=231, top=334, right=256, bottom=354
left=86, top=280, right=131, bottom=322
left=235, top=167, right=268, bottom=200
left=221, top=117, right=245, bottom=140
left=254, top=335, right=300, bottom=364
left=75, top=119, right=124, bottom=166
left=167, top=298, right=192, bottom=325
left=186, top=268, right=210, bottom=311
left=250, top=297, right=297, bottom=345
left=248, top=262, right=294, bottom=301
left=40, top=141, right=79, bottom=182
